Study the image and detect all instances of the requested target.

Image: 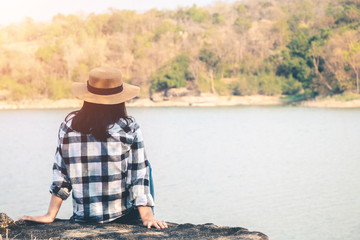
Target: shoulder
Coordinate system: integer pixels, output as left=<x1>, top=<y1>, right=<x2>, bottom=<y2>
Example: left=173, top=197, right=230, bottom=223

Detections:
left=125, top=119, right=144, bottom=141
left=57, top=114, right=77, bottom=139
left=127, top=118, right=141, bottom=133
left=108, top=118, right=141, bottom=135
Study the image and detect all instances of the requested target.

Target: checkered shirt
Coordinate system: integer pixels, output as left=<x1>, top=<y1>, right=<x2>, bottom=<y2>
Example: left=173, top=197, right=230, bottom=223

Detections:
left=49, top=117, right=155, bottom=223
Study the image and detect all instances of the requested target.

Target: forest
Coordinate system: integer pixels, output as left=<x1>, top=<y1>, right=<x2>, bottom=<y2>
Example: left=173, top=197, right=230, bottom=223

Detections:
left=0, top=0, right=359, bottom=101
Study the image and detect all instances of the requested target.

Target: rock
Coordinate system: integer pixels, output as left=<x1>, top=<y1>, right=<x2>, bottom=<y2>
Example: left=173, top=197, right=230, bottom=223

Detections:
left=0, top=213, right=268, bottom=240
left=150, top=88, right=193, bottom=102
left=0, top=213, right=15, bottom=230
left=167, top=87, right=191, bottom=97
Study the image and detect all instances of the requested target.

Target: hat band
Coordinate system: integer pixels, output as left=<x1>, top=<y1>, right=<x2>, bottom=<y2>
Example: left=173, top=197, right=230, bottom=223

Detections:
left=87, top=81, right=124, bottom=95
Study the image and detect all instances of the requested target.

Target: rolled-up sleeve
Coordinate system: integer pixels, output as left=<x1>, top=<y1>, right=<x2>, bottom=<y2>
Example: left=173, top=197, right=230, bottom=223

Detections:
left=127, top=125, right=155, bottom=207
left=49, top=138, right=72, bottom=200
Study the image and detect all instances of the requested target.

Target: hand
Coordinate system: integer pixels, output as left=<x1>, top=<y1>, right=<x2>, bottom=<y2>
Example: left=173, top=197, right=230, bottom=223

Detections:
left=16, top=194, right=62, bottom=223
left=17, top=214, right=55, bottom=223
left=137, top=206, right=168, bottom=229
left=142, top=218, right=168, bottom=229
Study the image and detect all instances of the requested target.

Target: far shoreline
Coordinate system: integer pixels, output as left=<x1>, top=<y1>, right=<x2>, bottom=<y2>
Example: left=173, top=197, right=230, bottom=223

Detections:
left=1, top=94, right=360, bottom=110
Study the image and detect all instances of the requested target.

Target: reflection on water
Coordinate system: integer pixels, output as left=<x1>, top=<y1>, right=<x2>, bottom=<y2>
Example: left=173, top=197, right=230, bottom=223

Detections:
left=1, top=107, right=360, bottom=240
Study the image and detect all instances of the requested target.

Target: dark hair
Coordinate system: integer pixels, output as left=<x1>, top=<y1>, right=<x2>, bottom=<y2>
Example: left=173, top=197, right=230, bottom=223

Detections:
left=66, top=101, right=133, bottom=141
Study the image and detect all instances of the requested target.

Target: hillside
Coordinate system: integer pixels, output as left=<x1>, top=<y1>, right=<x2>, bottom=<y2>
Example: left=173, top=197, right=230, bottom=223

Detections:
left=0, top=0, right=359, bottom=102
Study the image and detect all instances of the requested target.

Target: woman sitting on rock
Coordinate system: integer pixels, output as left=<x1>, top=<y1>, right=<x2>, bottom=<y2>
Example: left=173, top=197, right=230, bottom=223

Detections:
left=18, top=66, right=168, bottom=229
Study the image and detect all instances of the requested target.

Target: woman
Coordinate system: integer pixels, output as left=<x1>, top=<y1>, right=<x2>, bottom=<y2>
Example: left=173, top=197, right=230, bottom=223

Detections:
left=18, top=66, right=168, bottom=229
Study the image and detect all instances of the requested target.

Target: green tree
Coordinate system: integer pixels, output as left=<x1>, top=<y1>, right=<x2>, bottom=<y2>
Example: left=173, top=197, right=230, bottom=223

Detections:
left=199, top=48, right=221, bottom=94
left=153, top=20, right=175, bottom=41
left=186, top=5, right=210, bottom=23
left=276, top=28, right=315, bottom=96
left=86, top=13, right=110, bottom=37
left=344, top=41, right=360, bottom=93
left=233, top=17, right=252, bottom=34
left=287, top=1, right=313, bottom=31
left=334, top=4, right=360, bottom=24
left=35, top=45, right=59, bottom=63
left=236, top=4, right=247, bottom=15
left=102, top=10, right=137, bottom=34
left=281, top=76, right=303, bottom=95
left=309, top=28, right=334, bottom=93
left=212, top=13, right=225, bottom=25
left=151, top=54, right=192, bottom=96
left=277, top=49, right=313, bottom=90
left=44, top=77, right=72, bottom=100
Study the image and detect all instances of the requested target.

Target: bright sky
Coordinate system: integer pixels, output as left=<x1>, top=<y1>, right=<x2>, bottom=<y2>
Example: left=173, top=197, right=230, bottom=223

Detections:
left=0, top=0, right=238, bottom=26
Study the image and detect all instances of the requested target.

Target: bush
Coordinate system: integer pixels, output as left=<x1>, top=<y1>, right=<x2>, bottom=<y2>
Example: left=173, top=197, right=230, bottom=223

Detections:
left=233, top=17, right=252, bottom=34
left=257, top=73, right=283, bottom=95
left=72, top=63, right=89, bottom=82
left=304, top=88, right=315, bottom=99
left=230, top=73, right=285, bottom=96
left=334, top=91, right=360, bottom=101
left=199, top=48, right=220, bottom=69
left=151, top=54, right=192, bottom=94
left=214, top=79, right=231, bottom=95
left=0, top=75, right=32, bottom=100
left=102, top=10, right=136, bottom=34
left=212, top=13, right=225, bottom=25
left=231, top=75, right=258, bottom=96
left=35, top=45, right=59, bottom=63
left=196, top=73, right=213, bottom=93
left=281, top=76, right=303, bottom=95
left=45, top=77, right=72, bottom=100
left=187, top=5, right=210, bottom=23
left=153, top=21, right=175, bottom=41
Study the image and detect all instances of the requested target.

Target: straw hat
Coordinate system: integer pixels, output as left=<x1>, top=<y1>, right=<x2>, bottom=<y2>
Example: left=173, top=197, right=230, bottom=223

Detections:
left=72, top=66, right=140, bottom=104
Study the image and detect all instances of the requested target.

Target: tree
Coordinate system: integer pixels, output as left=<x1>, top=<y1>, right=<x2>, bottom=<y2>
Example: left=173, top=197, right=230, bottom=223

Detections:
left=344, top=36, right=360, bottom=93
left=151, top=54, right=192, bottom=96
left=1, top=0, right=359, bottom=101
left=309, top=28, right=334, bottom=92
left=199, top=48, right=221, bottom=94
left=62, top=37, right=84, bottom=81
left=233, top=16, right=252, bottom=34
left=186, top=5, right=210, bottom=23
left=321, top=30, right=360, bottom=93
left=271, top=20, right=290, bottom=48
left=212, top=13, right=225, bottom=25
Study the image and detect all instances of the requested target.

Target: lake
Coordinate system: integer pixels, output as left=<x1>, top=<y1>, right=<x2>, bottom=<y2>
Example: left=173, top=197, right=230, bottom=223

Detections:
left=0, top=106, right=359, bottom=240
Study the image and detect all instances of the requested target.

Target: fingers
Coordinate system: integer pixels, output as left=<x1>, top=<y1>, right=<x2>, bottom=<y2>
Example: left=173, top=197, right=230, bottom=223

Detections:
left=16, top=215, right=54, bottom=223
left=153, top=221, right=160, bottom=229
left=16, top=216, right=31, bottom=222
left=147, top=221, right=160, bottom=229
left=158, top=221, right=168, bottom=229
left=145, top=220, right=168, bottom=229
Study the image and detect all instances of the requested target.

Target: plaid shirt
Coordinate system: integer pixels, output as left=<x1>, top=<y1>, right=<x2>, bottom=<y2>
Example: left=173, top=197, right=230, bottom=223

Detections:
left=50, top=117, right=154, bottom=223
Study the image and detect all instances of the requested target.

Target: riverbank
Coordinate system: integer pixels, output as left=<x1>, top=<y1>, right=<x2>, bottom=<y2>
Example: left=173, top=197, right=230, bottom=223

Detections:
left=299, top=96, right=360, bottom=108
left=1, top=94, right=360, bottom=109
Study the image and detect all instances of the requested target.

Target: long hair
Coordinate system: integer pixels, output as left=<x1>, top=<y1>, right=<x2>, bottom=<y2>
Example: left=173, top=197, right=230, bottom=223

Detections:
left=66, top=101, right=132, bottom=141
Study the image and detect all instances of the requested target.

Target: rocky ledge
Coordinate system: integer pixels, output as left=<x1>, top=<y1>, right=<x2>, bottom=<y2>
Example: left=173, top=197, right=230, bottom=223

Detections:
left=0, top=213, right=268, bottom=240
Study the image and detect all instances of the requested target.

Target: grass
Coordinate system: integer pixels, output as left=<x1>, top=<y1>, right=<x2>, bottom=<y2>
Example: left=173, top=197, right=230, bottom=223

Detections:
left=333, top=92, right=360, bottom=102
left=280, top=93, right=310, bottom=104
left=280, top=92, right=360, bottom=105
left=0, top=229, right=8, bottom=240
left=0, top=229, right=40, bottom=240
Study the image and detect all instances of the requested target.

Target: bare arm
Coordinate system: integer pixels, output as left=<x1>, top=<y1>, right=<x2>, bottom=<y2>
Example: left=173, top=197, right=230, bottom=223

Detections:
left=138, top=206, right=168, bottom=229
left=17, top=194, right=63, bottom=223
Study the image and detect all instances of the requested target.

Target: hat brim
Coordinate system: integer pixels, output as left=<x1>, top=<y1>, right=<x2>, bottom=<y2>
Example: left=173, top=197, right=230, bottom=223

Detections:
left=72, top=82, right=140, bottom=105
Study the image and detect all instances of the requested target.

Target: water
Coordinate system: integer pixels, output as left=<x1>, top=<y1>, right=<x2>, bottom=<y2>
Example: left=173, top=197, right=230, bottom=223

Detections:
left=0, top=106, right=359, bottom=240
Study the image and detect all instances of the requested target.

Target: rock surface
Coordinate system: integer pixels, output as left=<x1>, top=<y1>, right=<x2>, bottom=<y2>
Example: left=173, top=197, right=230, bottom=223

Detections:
left=0, top=213, right=15, bottom=229
left=0, top=213, right=268, bottom=240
